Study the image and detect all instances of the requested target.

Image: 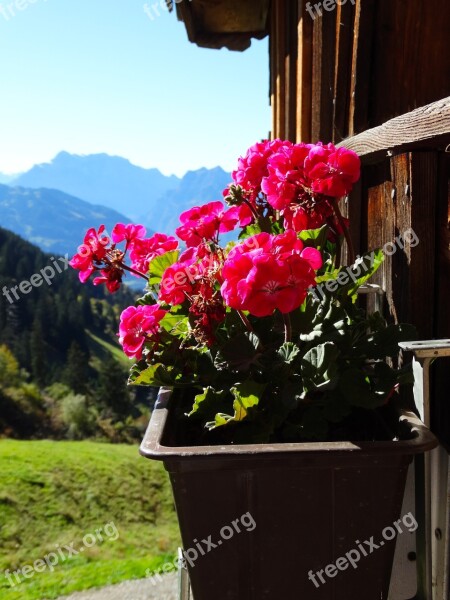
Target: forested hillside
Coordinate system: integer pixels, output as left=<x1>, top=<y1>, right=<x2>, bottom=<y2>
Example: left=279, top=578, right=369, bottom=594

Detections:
left=0, top=227, right=152, bottom=441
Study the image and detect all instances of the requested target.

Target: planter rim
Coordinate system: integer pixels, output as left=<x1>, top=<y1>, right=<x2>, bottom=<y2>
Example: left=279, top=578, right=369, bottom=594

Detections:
left=140, top=387, right=438, bottom=461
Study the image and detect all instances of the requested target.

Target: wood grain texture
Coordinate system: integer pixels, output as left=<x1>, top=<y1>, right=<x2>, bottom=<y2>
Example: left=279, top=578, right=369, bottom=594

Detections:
left=371, top=0, right=450, bottom=128
left=348, top=0, right=376, bottom=136
left=296, top=1, right=313, bottom=142
left=285, top=1, right=298, bottom=140
left=338, top=98, right=450, bottom=160
left=332, top=0, right=355, bottom=142
left=311, top=6, right=337, bottom=142
left=274, top=0, right=286, bottom=139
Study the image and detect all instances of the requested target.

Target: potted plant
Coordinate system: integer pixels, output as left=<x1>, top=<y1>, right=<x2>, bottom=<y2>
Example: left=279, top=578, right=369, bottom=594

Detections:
left=70, top=140, right=437, bottom=599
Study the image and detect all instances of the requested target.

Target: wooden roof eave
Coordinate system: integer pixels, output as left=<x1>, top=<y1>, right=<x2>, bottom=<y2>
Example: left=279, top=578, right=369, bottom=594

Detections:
left=174, top=0, right=270, bottom=52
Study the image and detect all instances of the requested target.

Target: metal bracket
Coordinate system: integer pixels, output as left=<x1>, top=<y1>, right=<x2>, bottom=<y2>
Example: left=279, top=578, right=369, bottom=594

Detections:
left=398, top=340, right=450, bottom=600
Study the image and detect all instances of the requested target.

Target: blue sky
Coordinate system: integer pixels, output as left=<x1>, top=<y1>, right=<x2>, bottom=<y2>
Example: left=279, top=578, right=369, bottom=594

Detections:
left=0, top=0, right=270, bottom=176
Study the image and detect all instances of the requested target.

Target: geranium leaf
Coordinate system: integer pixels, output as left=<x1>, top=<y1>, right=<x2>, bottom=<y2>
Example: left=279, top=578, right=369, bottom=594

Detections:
left=299, top=225, right=328, bottom=249
left=277, top=342, right=301, bottom=365
left=338, top=368, right=380, bottom=408
left=214, top=331, right=262, bottom=371
left=301, top=342, right=340, bottom=392
left=231, top=380, right=265, bottom=422
left=148, top=250, right=180, bottom=285
left=188, top=387, right=227, bottom=418
left=129, top=363, right=176, bottom=386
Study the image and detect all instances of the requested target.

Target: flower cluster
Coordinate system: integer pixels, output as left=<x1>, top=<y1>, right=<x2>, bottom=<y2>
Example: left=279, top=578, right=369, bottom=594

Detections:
left=70, top=141, right=361, bottom=359
left=69, top=223, right=178, bottom=293
left=68, top=140, right=418, bottom=444
left=221, top=231, right=322, bottom=317
left=118, top=304, right=167, bottom=359
left=226, top=140, right=359, bottom=235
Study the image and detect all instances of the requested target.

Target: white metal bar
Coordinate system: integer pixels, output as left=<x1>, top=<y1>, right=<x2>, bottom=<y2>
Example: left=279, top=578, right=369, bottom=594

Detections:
left=178, top=547, right=191, bottom=600
left=398, top=340, right=450, bottom=600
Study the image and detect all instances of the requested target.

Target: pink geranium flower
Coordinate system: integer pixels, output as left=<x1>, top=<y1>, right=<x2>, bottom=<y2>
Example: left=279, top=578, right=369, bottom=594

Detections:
left=118, top=304, right=167, bottom=360
left=176, top=201, right=239, bottom=247
left=93, top=266, right=123, bottom=293
left=232, top=139, right=289, bottom=195
left=261, top=142, right=312, bottom=210
left=129, top=233, right=178, bottom=275
left=221, top=231, right=322, bottom=317
left=305, top=143, right=360, bottom=197
left=159, top=260, right=196, bottom=306
left=69, top=225, right=111, bottom=283
left=112, top=223, right=147, bottom=245
left=159, top=246, right=223, bottom=306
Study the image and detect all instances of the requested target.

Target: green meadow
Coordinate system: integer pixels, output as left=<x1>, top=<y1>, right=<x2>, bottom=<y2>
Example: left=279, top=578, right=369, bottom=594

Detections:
left=0, top=440, right=179, bottom=600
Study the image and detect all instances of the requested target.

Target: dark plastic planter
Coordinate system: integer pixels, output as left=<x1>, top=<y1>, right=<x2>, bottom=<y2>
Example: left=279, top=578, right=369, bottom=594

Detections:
left=140, top=387, right=438, bottom=600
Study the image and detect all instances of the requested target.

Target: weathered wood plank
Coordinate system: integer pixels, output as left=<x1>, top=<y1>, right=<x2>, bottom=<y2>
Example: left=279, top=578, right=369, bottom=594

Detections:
left=175, top=0, right=270, bottom=51
left=311, top=5, right=336, bottom=141
left=338, top=98, right=450, bottom=160
left=366, top=162, right=394, bottom=318
left=371, top=0, right=450, bottom=128
left=390, top=153, right=438, bottom=340
left=285, top=1, right=298, bottom=140
left=274, top=0, right=286, bottom=139
left=332, top=0, right=355, bottom=142
left=296, top=0, right=313, bottom=142
left=348, top=0, right=376, bottom=136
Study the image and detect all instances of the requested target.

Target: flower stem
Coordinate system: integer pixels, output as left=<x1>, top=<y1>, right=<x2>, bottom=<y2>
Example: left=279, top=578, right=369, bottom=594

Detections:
left=331, top=198, right=355, bottom=265
left=242, top=198, right=259, bottom=222
left=283, top=313, right=292, bottom=344
left=237, top=310, right=255, bottom=334
left=121, top=263, right=149, bottom=281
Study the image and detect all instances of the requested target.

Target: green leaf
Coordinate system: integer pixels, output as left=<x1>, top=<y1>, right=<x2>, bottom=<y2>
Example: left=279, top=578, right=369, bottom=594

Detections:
left=355, top=323, right=417, bottom=359
left=188, top=387, right=227, bottom=418
left=301, top=342, right=340, bottom=393
left=299, top=225, right=329, bottom=249
left=136, top=292, right=157, bottom=306
left=238, top=223, right=262, bottom=239
left=160, top=310, right=189, bottom=336
left=206, top=413, right=232, bottom=429
left=277, top=342, right=301, bottom=365
left=205, top=380, right=266, bottom=430
left=129, top=363, right=176, bottom=386
left=231, top=380, right=265, bottom=422
left=342, top=250, right=384, bottom=297
left=214, top=331, right=262, bottom=371
left=148, top=250, right=180, bottom=285
left=338, top=368, right=379, bottom=409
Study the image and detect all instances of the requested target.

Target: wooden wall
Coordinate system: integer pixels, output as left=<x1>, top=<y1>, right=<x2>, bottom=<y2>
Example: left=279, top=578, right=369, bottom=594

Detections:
left=270, top=0, right=450, bottom=143
left=269, top=0, right=450, bottom=442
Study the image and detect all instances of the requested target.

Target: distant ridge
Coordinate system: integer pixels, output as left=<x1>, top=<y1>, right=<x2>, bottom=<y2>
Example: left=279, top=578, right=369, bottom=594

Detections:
left=0, top=184, right=140, bottom=256
left=11, top=152, right=232, bottom=234
left=14, top=151, right=180, bottom=222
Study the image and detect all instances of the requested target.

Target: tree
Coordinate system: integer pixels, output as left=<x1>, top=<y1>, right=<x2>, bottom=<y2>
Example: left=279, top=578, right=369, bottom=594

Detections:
left=63, top=342, right=90, bottom=394
left=96, top=356, right=131, bottom=417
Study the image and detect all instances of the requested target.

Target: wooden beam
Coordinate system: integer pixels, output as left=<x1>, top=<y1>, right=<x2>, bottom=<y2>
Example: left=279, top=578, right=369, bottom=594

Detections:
left=175, top=0, right=269, bottom=52
left=338, top=97, right=450, bottom=160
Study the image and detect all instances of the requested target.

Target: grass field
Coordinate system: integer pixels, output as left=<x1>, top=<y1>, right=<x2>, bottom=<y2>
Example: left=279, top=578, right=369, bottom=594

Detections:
left=0, top=440, right=179, bottom=600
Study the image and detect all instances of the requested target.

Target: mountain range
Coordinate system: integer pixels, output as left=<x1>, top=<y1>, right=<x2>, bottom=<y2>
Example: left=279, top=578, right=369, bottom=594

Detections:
left=0, top=152, right=232, bottom=255
left=14, top=152, right=180, bottom=223
left=0, top=184, right=133, bottom=256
